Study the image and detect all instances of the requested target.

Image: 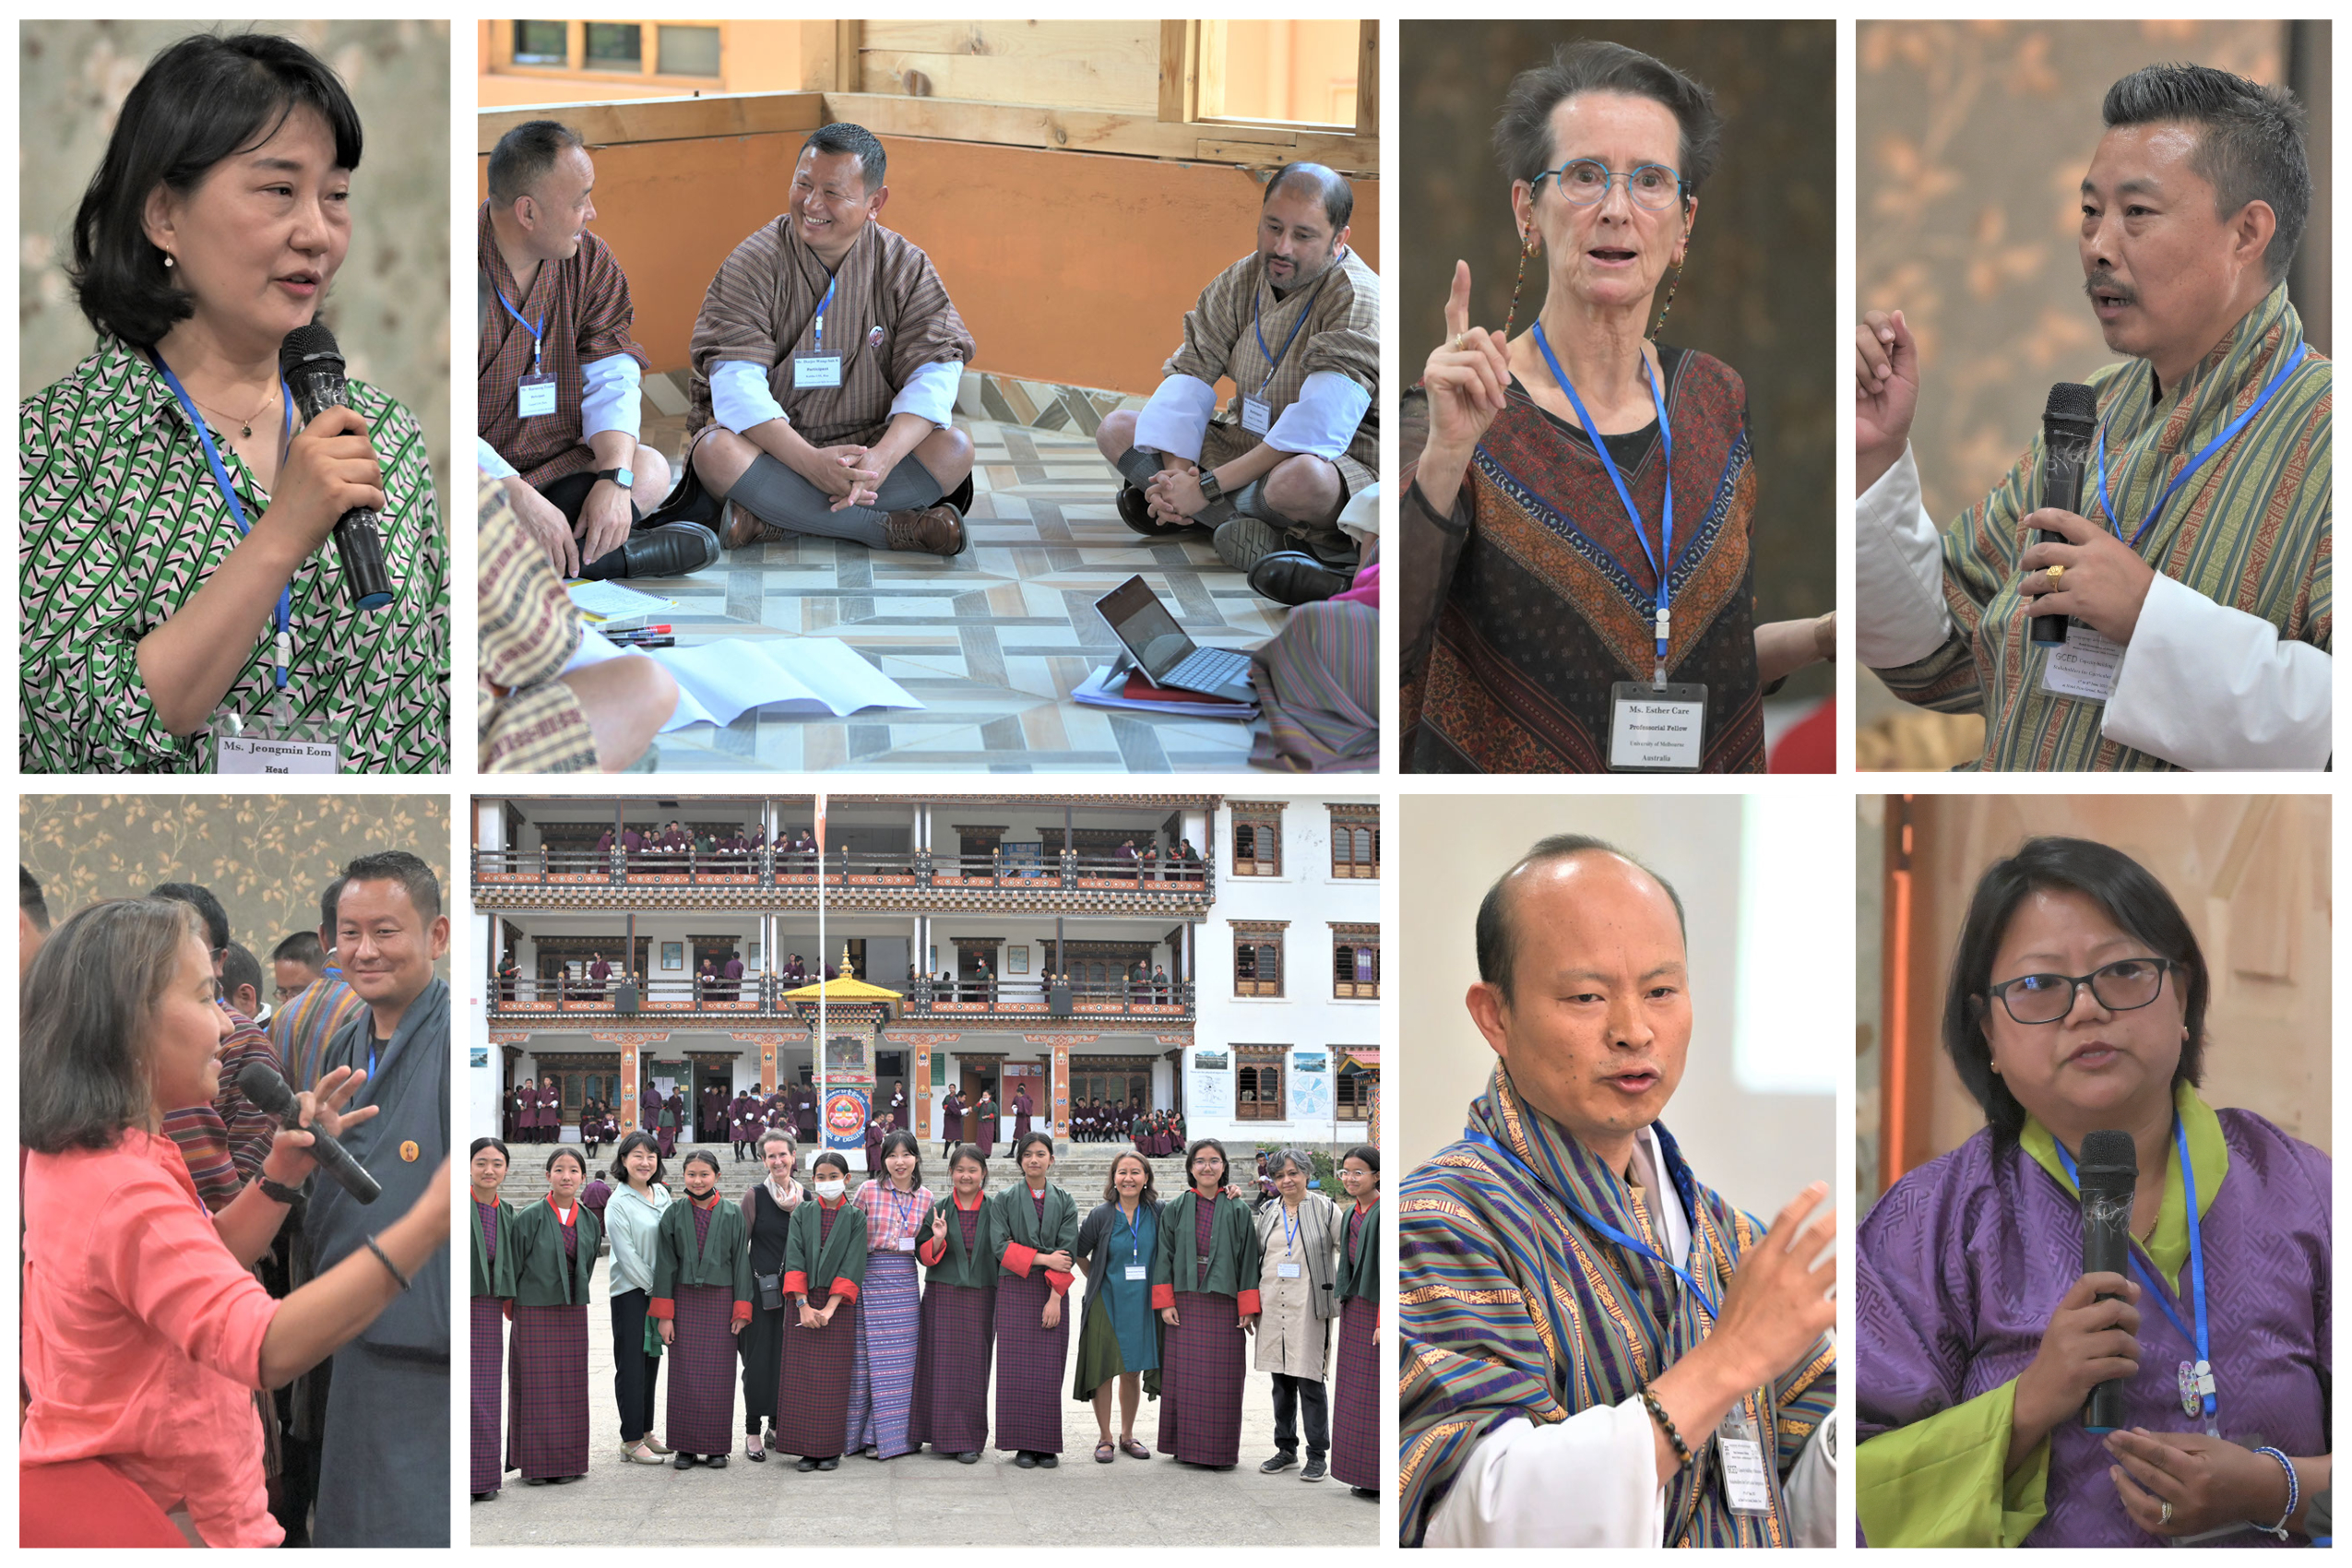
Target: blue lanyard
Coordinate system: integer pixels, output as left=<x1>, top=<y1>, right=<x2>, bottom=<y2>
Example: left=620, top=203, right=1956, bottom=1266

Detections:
left=1531, top=324, right=1675, bottom=679
left=152, top=353, right=295, bottom=694
left=2053, top=1117, right=2213, bottom=1421
left=496, top=290, right=545, bottom=374
left=1280, top=1198, right=1302, bottom=1259
left=1460, top=1124, right=1717, bottom=1319
left=1250, top=267, right=1327, bottom=398
left=1119, top=1204, right=1148, bottom=1262
left=2094, top=342, right=2306, bottom=548
left=812, top=273, right=838, bottom=354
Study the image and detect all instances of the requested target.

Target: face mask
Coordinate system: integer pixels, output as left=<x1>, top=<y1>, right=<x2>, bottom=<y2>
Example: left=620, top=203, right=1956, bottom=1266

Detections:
left=814, top=1179, right=846, bottom=1200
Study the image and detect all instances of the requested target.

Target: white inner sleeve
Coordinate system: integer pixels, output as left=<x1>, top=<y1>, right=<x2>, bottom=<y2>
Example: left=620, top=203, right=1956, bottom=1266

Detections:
left=1424, top=1407, right=1666, bottom=1548
left=1855, top=444, right=1957, bottom=668
left=579, top=354, right=642, bottom=441
left=712, top=359, right=789, bottom=434
left=2103, top=570, right=2333, bottom=769
left=476, top=438, right=517, bottom=481
left=1265, top=369, right=1371, bottom=460
left=1626, top=1123, right=1693, bottom=1274
left=1133, top=374, right=1218, bottom=462
left=1785, top=1421, right=1838, bottom=1548
left=886, top=360, right=962, bottom=431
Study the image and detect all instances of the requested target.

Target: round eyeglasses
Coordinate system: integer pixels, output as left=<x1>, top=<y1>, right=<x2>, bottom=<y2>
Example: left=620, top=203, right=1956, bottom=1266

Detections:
left=1983, top=956, right=2175, bottom=1026
left=1537, top=160, right=1686, bottom=211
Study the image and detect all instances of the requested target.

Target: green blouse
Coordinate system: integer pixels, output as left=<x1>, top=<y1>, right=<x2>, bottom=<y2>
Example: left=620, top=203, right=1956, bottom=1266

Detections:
left=918, top=1194, right=997, bottom=1290
left=504, top=1195, right=602, bottom=1308
left=1334, top=1197, right=1379, bottom=1304
left=785, top=1196, right=869, bottom=1303
left=649, top=1194, right=754, bottom=1319
left=1150, top=1189, right=1263, bottom=1312
left=987, top=1180, right=1079, bottom=1289
left=470, top=1195, right=515, bottom=1299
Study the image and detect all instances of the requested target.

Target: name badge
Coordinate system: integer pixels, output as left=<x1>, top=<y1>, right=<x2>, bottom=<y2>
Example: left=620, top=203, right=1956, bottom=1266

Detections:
left=2039, top=624, right=2123, bottom=704
left=1124, top=1264, right=1147, bottom=1281
left=1608, top=681, right=1707, bottom=772
left=1241, top=396, right=1273, bottom=435
left=896, top=1236, right=915, bottom=1252
left=517, top=372, right=557, bottom=419
left=794, top=354, right=843, bottom=388
left=1277, top=1262, right=1302, bottom=1279
left=217, top=731, right=339, bottom=775
left=1719, top=1433, right=1773, bottom=1515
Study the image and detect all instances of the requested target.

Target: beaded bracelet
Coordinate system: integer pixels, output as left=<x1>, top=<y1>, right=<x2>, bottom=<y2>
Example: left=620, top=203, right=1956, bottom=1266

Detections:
left=1638, top=1387, right=1693, bottom=1470
left=365, top=1235, right=412, bottom=1291
left=2251, top=1446, right=2298, bottom=1540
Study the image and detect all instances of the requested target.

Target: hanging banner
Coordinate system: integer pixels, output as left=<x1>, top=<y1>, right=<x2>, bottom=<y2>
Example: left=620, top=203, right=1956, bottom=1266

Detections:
left=1289, top=1049, right=1331, bottom=1122
left=825, top=1087, right=870, bottom=1153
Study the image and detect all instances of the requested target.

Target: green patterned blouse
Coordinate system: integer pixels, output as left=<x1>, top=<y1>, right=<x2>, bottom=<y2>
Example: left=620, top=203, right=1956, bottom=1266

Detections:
left=20, top=336, right=448, bottom=773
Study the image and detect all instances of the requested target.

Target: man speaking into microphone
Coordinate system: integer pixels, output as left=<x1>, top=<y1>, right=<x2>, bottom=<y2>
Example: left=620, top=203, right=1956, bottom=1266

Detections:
left=1854, top=62, right=2329, bottom=771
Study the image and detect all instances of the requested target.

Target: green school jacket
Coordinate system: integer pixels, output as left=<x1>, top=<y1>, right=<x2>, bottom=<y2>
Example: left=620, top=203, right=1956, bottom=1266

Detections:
left=505, top=1195, right=602, bottom=1308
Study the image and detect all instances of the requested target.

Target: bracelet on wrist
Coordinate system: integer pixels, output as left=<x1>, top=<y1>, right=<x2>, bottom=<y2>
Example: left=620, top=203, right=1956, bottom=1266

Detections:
left=256, top=1174, right=305, bottom=1206
left=2251, top=1446, right=2298, bottom=1539
left=1638, top=1386, right=1693, bottom=1471
left=364, top=1235, right=413, bottom=1291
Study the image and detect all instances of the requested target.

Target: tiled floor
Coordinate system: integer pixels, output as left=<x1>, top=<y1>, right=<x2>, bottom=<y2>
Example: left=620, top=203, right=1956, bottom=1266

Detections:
left=626, top=414, right=1282, bottom=773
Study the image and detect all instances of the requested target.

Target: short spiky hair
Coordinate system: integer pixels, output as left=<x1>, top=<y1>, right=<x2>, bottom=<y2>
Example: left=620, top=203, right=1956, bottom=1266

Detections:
left=487, top=118, right=586, bottom=205
left=801, top=122, right=885, bottom=194
left=340, top=849, right=442, bottom=922
left=2103, top=63, right=2309, bottom=286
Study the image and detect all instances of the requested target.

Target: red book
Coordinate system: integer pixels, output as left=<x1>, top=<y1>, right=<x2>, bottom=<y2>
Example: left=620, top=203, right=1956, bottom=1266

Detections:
left=1120, top=671, right=1249, bottom=707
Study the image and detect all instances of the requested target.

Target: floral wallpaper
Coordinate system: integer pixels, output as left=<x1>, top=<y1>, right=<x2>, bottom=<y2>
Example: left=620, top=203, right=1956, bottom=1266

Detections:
left=21, top=793, right=451, bottom=973
left=18, top=20, right=451, bottom=505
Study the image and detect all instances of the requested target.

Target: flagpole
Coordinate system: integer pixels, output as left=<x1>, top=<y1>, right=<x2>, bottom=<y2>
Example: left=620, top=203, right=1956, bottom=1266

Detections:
left=815, top=793, right=828, bottom=1164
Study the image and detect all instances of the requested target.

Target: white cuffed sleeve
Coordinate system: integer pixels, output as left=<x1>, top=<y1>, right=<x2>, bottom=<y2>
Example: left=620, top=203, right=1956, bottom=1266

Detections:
left=1265, top=369, right=1372, bottom=460
left=2102, top=571, right=2332, bottom=769
left=1855, top=444, right=1956, bottom=668
left=1786, top=1421, right=1839, bottom=1549
left=1422, top=1407, right=1665, bottom=1548
left=1133, top=374, right=1219, bottom=463
left=711, top=360, right=789, bottom=434
left=580, top=353, right=643, bottom=440
left=886, top=360, right=962, bottom=430
left=476, top=438, right=517, bottom=481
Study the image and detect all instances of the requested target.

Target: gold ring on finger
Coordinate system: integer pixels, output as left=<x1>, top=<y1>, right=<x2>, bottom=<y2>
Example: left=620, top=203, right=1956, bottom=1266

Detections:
left=2047, top=564, right=2065, bottom=581
left=2160, top=1501, right=2173, bottom=1527
left=1454, top=333, right=1468, bottom=352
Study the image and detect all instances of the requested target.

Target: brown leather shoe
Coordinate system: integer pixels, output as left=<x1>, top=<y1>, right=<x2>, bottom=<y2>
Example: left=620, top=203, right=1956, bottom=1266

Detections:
left=719, top=500, right=776, bottom=550
left=882, top=502, right=968, bottom=556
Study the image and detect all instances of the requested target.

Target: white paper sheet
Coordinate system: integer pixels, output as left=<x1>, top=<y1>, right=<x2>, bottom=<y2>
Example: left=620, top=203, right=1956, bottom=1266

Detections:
left=564, top=579, right=675, bottom=621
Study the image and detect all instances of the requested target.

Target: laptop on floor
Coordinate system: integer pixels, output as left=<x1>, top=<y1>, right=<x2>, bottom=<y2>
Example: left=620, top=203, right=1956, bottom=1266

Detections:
left=1093, top=576, right=1256, bottom=703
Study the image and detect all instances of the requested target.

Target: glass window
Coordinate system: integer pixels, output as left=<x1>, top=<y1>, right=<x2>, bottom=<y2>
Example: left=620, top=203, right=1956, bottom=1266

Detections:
left=1201, top=20, right=1359, bottom=127
left=585, top=22, right=642, bottom=72
left=1234, top=814, right=1281, bottom=875
left=513, top=19, right=567, bottom=65
left=657, top=24, right=720, bottom=77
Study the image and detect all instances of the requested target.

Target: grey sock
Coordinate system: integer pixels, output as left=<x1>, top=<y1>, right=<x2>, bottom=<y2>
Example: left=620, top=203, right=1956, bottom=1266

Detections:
left=727, top=452, right=946, bottom=547
left=1114, top=445, right=1163, bottom=489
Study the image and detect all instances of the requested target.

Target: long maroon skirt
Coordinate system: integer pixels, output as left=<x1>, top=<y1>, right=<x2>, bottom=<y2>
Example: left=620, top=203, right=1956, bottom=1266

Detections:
left=992, top=1271, right=1068, bottom=1454
left=666, top=1284, right=740, bottom=1456
left=508, top=1303, right=589, bottom=1479
left=471, top=1296, right=504, bottom=1494
left=1156, top=1290, right=1244, bottom=1466
left=1330, top=1294, right=1378, bottom=1489
left=909, top=1279, right=993, bottom=1454
left=774, top=1302, right=858, bottom=1459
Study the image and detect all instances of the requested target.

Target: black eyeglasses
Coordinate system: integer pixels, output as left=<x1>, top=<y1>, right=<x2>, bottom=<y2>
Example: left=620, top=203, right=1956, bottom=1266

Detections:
left=1983, top=956, right=2175, bottom=1026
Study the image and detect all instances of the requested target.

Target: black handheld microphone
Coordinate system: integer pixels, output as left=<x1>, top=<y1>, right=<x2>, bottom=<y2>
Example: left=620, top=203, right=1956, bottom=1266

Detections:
left=2032, top=382, right=2099, bottom=647
left=2076, top=1128, right=2136, bottom=1433
left=235, top=1060, right=382, bottom=1205
left=279, top=324, right=395, bottom=612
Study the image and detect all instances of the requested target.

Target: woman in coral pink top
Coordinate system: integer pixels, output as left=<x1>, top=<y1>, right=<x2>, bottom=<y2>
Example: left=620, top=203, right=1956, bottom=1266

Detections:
left=19, top=897, right=452, bottom=1547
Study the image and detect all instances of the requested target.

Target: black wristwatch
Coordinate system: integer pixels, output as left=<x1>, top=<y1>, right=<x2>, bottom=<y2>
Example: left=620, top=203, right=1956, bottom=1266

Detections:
left=257, top=1173, right=306, bottom=1206
left=1196, top=468, right=1224, bottom=505
left=594, top=466, right=636, bottom=491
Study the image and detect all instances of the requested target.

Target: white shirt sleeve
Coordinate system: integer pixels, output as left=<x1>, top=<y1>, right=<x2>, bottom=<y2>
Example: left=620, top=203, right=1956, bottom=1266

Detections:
left=1855, top=443, right=1957, bottom=668
left=2103, top=571, right=2332, bottom=768
left=1134, top=374, right=1219, bottom=463
left=1265, top=369, right=1372, bottom=460
left=1784, top=1420, right=1838, bottom=1548
left=711, top=360, right=789, bottom=434
left=1422, top=1408, right=1665, bottom=1548
left=887, top=360, right=962, bottom=431
left=476, top=438, right=517, bottom=481
left=579, top=353, right=642, bottom=441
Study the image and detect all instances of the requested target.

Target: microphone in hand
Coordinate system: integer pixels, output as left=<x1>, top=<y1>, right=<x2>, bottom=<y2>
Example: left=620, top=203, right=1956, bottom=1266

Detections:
left=2032, top=382, right=2098, bottom=647
left=2075, top=1128, right=2136, bottom=1432
left=279, top=324, right=396, bottom=612
left=236, top=1060, right=382, bottom=1205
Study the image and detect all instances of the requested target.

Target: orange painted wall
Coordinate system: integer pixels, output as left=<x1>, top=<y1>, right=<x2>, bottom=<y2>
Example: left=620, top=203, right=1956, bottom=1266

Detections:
left=477, top=133, right=1379, bottom=394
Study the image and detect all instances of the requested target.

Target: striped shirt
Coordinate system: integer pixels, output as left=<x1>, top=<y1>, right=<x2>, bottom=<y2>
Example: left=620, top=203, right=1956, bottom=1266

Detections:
left=477, top=202, right=647, bottom=487
left=477, top=473, right=597, bottom=773
left=1168, top=244, right=1381, bottom=481
left=267, top=975, right=366, bottom=1096
left=160, top=1013, right=283, bottom=1213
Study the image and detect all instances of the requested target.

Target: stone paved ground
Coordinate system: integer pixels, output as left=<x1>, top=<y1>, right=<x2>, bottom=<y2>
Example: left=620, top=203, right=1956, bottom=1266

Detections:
left=469, top=1253, right=1379, bottom=1547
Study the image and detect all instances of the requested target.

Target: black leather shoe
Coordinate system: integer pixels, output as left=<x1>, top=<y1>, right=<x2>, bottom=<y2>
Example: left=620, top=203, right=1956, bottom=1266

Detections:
left=1037, top=1453, right=1058, bottom=1469
left=582, top=519, right=722, bottom=580
left=956, top=1450, right=980, bottom=1464
left=796, top=1456, right=818, bottom=1473
left=707, top=1454, right=728, bottom=1469
left=1116, top=484, right=1193, bottom=538
left=672, top=1452, right=696, bottom=1470
left=816, top=1456, right=839, bottom=1471
left=1247, top=549, right=1353, bottom=606
left=1014, top=1451, right=1038, bottom=1469
left=1260, top=1451, right=1299, bottom=1474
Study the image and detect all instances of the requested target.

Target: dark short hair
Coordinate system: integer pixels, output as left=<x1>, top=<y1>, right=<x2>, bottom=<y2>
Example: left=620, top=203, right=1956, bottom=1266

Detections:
left=340, top=850, right=442, bottom=922
left=22, top=899, right=207, bottom=1153
left=1494, top=40, right=1720, bottom=201
left=2103, top=62, right=2310, bottom=286
left=220, top=941, right=263, bottom=1010
left=471, top=1135, right=510, bottom=1162
left=800, top=122, right=885, bottom=193
left=878, top=1128, right=923, bottom=1186
left=680, top=1148, right=720, bottom=1176
left=1102, top=1149, right=1159, bottom=1206
left=947, top=1142, right=988, bottom=1175
left=20, top=866, right=50, bottom=933
left=271, top=930, right=326, bottom=968
left=318, top=875, right=347, bottom=938
left=545, top=1146, right=587, bottom=1175
left=150, top=881, right=230, bottom=952
left=1184, top=1136, right=1230, bottom=1187
left=1475, top=834, right=1687, bottom=1003
left=609, top=1129, right=664, bottom=1185
left=487, top=118, right=586, bottom=205
left=70, top=31, right=363, bottom=347
left=1265, top=161, right=1354, bottom=231
left=812, top=1150, right=850, bottom=1178
left=1942, top=836, right=2208, bottom=1146
left=1344, top=1143, right=1380, bottom=1175
left=1013, top=1129, right=1054, bottom=1162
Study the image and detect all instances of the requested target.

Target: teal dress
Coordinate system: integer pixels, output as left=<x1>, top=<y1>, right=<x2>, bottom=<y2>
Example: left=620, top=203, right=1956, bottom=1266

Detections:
left=1071, top=1198, right=1160, bottom=1398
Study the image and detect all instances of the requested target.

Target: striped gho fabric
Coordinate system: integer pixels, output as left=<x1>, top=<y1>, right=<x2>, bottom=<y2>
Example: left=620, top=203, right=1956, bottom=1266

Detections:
left=1875, top=283, right=2330, bottom=769
left=476, top=202, right=648, bottom=488
left=1399, top=1064, right=1835, bottom=1546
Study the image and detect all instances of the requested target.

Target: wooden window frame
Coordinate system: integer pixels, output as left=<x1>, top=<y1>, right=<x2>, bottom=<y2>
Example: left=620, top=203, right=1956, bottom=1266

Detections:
left=1158, top=19, right=1376, bottom=138
left=487, top=18, right=727, bottom=89
left=1233, top=922, right=1286, bottom=998
left=1332, top=924, right=1380, bottom=1000
left=1330, top=808, right=1380, bottom=879
left=1234, top=1045, right=1287, bottom=1122
left=1230, top=802, right=1285, bottom=877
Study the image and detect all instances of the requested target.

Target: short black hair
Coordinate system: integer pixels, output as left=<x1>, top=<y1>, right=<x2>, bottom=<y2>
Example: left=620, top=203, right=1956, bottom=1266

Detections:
left=801, top=122, right=885, bottom=194
left=545, top=1146, right=587, bottom=1175
left=339, top=850, right=442, bottom=922
left=150, top=881, right=230, bottom=953
left=680, top=1148, right=720, bottom=1176
left=1013, top=1129, right=1054, bottom=1162
left=1184, top=1136, right=1230, bottom=1188
left=609, top=1129, right=664, bottom=1186
left=1265, top=161, right=1354, bottom=232
left=947, top=1142, right=988, bottom=1175
left=220, top=941, right=263, bottom=1010
left=2103, top=62, right=2310, bottom=286
left=1344, top=1143, right=1380, bottom=1175
left=69, top=31, right=363, bottom=347
left=20, top=866, right=50, bottom=933
left=878, top=1128, right=924, bottom=1186
left=318, top=875, right=347, bottom=939
left=487, top=118, right=586, bottom=205
left=1474, top=834, right=1687, bottom=1003
left=271, top=930, right=326, bottom=968
left=812, top=1150, right=850, bottom=1178
left=1942, top=836, right=2208, bottom=1146
left=1494, top=40, right=1720, bottom=200
left=471, top=1135, right=510, bottom=1162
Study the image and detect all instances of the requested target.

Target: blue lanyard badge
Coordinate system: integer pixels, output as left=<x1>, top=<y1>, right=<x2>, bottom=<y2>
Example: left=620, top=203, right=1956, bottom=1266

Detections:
left=1533, top=324, right=1676, bottom=682
left=1459, top=1124, right=1717, bottom=1318
left=813, top=273, right=838, bottom=354
left=2094, top=342, right=2307, bottom=548
left=497, top=290, right=545, bottom=373
left=1250, top=272, right=1324, bottom=398
left=2054, top=1118, right=2215, bottom=1425
left=794, top=274, right=846, bottom=390
left=152, top=353, right=295, bottom=695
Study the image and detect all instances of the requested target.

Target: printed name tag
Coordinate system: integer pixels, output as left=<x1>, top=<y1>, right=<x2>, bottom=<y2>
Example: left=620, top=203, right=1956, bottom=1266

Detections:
left=794, top=354, right=843, bottom=388
left=1608, top=681, right=1707, bottom=772
left=2039, top=624, right=2123, bottom=703
left=517, top=372, right=557, bottom=418
left=217, top=733, right=339, bottom=775
left=1241, top=396, right=1273, bottom=435
left=1277, top=1262, right=1302, bottom=1279
left=1720, top=1435, right=1773, bottom=1515
left=896, top=1236, right=915, bottom=1252
left=1125, top=1264, right=1147, bottom=1281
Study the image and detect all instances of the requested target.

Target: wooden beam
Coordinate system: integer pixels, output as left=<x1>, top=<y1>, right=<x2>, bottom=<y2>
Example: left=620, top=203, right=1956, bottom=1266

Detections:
left=833, top=19, right=861, bottom=92
left=794, top=20, right=837, bottom=92
left=1196, top=19, right=1229, bottom=121
left=823, top=90, right=1376, bottom=173
left=1158, top=20, right=1197, bottom=125
left=1354, top=20, right=1379, bottom=139
left=476, top=92, right=826, bottom=154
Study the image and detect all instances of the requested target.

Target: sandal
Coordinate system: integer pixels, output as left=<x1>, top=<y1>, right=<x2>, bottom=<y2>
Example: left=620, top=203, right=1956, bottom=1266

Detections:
left=1121, top=1437, right=1151, bottom=1460
left=1095, top=1439, right=1117, bottom=1464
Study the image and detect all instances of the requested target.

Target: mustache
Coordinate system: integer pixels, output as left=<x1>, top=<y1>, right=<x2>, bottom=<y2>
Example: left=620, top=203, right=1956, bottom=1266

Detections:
left=2085, top=270, right=2138, bottom=306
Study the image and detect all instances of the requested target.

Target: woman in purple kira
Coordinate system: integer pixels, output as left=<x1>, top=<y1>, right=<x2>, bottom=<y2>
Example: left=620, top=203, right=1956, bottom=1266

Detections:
left=1858, top=836, right=2329, bottom=1547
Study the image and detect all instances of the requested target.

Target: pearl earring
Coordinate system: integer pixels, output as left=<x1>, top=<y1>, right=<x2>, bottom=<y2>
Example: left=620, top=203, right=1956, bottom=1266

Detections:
left=162, top=254, right=174, bottom=268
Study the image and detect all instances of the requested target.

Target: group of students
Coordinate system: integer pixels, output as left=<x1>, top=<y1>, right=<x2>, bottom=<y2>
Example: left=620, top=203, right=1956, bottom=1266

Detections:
left=1131, top=1110, right=1189, bottom=1157
left=469, top=1128, right=1379, bottom=1496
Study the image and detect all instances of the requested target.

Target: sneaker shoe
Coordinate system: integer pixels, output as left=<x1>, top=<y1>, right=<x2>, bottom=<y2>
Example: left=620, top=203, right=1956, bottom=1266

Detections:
left=882, top=502, right=968, bottom=556
left=1301, top=1455, right=1328, bottom=1482
left=1260, top=1451, right=1299, bottom=1474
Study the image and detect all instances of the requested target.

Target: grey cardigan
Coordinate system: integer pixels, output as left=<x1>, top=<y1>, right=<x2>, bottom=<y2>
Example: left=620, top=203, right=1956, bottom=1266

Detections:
left=1251, top=1189, right=1342, bottom=1321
